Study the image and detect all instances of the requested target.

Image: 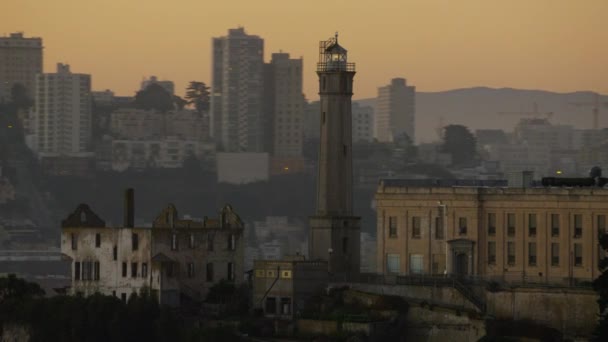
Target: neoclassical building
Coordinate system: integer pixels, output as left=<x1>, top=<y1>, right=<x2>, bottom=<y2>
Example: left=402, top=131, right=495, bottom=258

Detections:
left=376, top=179, right=608, bottom=285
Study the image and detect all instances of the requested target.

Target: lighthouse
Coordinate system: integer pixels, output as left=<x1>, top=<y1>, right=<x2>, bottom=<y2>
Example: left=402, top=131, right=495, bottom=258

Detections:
left=309, top=34, right=360, bottom=279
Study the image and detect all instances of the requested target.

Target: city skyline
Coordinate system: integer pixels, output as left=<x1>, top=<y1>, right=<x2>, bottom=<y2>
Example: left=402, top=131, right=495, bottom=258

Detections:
left=2, top=0, right=607, bottom=99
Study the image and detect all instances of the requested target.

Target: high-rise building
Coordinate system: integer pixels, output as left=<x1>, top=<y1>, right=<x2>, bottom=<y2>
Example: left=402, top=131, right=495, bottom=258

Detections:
left=352, top=102, right=374, bottom=143
left=0, top=32, right=43, bottom=103
left=211, top=28, right=265, bottom=152
left=264, top=52, right=305, bottom=157
left=375, top=78, right=416, bottom=143
left=309, top=35, right=360, bottom=279
left=31, top=63, right=92, bottom=156
left=140, top=76, right=175, bottom=95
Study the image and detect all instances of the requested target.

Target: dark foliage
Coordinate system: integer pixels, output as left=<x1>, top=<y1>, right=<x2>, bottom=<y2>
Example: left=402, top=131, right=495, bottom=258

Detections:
left=134, top=84, right=174, bottom=113
left=184, top=81, right=210, bottom=114
left=440, top=124, right=477, bottom=166
left=593, top=230, right=608, bottom=341
left=0, top=277, right=180, bottom=342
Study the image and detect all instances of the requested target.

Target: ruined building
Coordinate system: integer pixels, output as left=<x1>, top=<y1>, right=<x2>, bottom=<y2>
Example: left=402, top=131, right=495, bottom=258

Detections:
left=60, top=189, right=244, bottom=306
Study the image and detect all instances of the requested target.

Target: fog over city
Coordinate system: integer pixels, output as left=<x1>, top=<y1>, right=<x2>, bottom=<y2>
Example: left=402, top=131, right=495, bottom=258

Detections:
left=0, top=1, right=607, bottom=341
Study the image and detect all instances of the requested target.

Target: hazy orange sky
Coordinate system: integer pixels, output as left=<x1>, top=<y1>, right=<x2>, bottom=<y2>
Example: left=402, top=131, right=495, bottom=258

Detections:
left=3, top=0, right=607, bottom=99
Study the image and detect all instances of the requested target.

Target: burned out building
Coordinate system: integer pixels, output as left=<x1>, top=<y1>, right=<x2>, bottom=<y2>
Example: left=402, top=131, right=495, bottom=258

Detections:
left=60, top=189, right=245, bottom=306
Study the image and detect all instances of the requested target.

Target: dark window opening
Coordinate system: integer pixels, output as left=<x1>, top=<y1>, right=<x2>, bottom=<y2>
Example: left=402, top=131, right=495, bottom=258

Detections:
left=488, top=213, right=496, bottom=236
left=528, top=242, right=537, bottom=266
left=574, top=214, right=583, bottom=238
left=132, top=233, right=139, bottom=251
left=412, top=217, right=421, bottom=238
left=142, top=263, right=148, bottom=278
left=206, top=263, right=214, bottom=282
left=528, top=214, right=537, bottom=237
left=75, top=262, right=81, bottom=280
left=113, top=245, right=117, bottom=260
left=507, top=213, right=516, bottom=237
left=342, top=237, right=348, bottom=254
left=388, top=216, right=397, bottom=238
left=95, top=233, right=101, bottom=248
left=551, top=214, right=560, bottom=237
left=459, top=217, right=467, bottom=235
left=227, top=262, right=235, bottom=281
left=122, top=262, right=127, bottom=277
left=266, top=297, right=276, bottom=314
left=131, top=263, right=138, bottom=278
left=187, top=262, right=194, bottom=278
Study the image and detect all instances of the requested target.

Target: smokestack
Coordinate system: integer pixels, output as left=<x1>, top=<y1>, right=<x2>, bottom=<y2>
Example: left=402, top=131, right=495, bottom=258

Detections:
left=124, top=188, right=134, bottom=228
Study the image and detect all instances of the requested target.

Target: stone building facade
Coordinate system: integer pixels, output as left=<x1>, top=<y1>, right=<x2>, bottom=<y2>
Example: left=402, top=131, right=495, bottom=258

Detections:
left=376, top=180, right=608, bottom=285
left=60, top=192, right=244, bottom=306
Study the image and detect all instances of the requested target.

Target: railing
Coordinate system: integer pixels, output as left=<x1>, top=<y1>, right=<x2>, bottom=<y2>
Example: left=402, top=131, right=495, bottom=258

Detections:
left=316, top=62, right=356, bottom=72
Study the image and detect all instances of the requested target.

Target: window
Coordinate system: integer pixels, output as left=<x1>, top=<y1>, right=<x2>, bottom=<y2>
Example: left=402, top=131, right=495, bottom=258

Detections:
left=488, top=213, right=496, bottom=236
left=551, top=243, right=560, bottom=266
left=113, top=245, right=117, bottom=261
left=132, top=233, right=139, bottom=251
left=189, top=234, right=195, bottom=249
left=131, top=263, right=138, bottom=278
left=459, top=217, right=467, bottom=235
left=281, top=297, right=291, bottom=315
left=227, top=262, right=235, bottom=281
left=412, top=217, right=421, bottom=239
left=435, top=217, right=444, bottom=240
left=342, top=237, right=348, bottom=253
left=142, top=263, right=148, bottom=278
left=280, top=270, right=292, bottom=278
left=75, top=261, right=81, bottom=280
left=488, top=242, right=496, bottom=265
left=507, top=214, right=516, bottom=237
left=206, top=263, right=214, bottom=282
left=94, top=261, right=100, bottom=280
left=574, top=214, right=582, bottom=238
left=71, top=233, right=77, bottom=250
left=95, top=233, right=101, bottom=248
left=507, top=242, right=515, bottom=265
left=528, top=214, right=537, bottom=237
left=410, top=254, right=424, bottom=274
left=207, top=234, right=214, bottom=251
left=599, top=215, right=606, bottom=236
left=388, top=216, right=397, bottom=238
left=266, top=297, right=277, bottom=314
left=171, top=233, right=178, bottom=251
left=551, top=214, right=560, bottom=237
left=387, top=254, right=400, bottom=274
left=122, top=262, right=127, bottom=277
left=187, top=262, right=195, bottom=278
left=228, top=234, right=236, bottom=250
left=528, top=242, right=537, bottom=266
left=574, top=244, right=583, bottom=266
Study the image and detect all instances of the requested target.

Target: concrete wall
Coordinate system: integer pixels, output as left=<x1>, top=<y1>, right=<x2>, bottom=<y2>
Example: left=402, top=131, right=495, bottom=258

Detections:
left=296, top=319, right=338, bottom=336
left=486, top=287, right=598, bottom=338
left=407, top=306, right=485, bottom=342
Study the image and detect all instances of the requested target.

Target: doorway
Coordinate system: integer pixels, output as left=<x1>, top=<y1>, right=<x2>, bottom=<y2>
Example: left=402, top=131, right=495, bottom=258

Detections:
left=455, top=253, right=468, bottom=277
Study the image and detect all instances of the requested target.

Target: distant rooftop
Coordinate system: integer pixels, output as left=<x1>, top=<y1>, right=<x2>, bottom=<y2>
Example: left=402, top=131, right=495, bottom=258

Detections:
left=380, top=179, right=508, bottom=188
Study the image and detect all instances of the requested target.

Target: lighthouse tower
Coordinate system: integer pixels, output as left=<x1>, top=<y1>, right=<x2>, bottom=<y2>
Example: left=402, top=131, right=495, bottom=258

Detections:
left=309, top=34, right=360, bottom=279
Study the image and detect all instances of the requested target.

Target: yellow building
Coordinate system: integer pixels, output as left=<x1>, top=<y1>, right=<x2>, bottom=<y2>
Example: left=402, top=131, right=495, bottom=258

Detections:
left=375, top=180, right=608, bottom=285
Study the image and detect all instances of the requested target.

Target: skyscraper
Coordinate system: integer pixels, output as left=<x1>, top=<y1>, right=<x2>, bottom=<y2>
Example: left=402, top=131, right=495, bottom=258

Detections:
left=211, top=28, right=265, bottom=152
left=264, top=52, right=305, bottom=157
left=375, top=78, right=416, bottom=143
left=0, top=32, right=43, bottom=103
left=31, top=63, right=92, bottom=156
left=309, top=35, right=360, bottom=279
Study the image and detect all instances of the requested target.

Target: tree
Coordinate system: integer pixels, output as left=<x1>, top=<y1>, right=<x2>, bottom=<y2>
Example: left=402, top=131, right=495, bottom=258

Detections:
left=440, top=124, right=477, bottom=166
left=593, top=232, right=608, bottom=341
left=10, top=83, right=33, bottom=111
left=184, top=81, right=210, bottom=114
left=173, top=95, right=187, bottom=110
left=134, top=83, right=174, bottom=113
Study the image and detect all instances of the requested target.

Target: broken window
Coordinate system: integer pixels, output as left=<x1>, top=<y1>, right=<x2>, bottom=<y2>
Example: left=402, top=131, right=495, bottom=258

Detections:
left=113, top=245, right=117, bottom=261
left=95, top=233, right=101, bottom=248
left=131, top=263, right=138, bottom=278
left=281, top=297, right=291, bottom=315
left=227, top=262, right=235, bottom=281
left=75, top=261, right=81, bottom=280
left=171, top=233, right=178, bottom=251
left=132, top=233, right=139, bottom=251
left=71, top=233, right=77, bottom=250
left=265, top=297, right=276, bottom=314
left=142, top=263, right=148, bottom=278
left=94, top=261, right=100, bottom=280
left=187, top=262, right=194, bottom=278
left=228, top=234, right=236, bottom=251
left=206, top=262, right=214, bottom=282
left=122, top=262, right=127, bottom=277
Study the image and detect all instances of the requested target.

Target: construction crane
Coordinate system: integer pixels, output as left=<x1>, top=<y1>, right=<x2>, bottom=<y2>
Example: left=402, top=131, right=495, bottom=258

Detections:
left=498, top=102, right=554, bottom=120
left=568, top=92, right=608, bottom=130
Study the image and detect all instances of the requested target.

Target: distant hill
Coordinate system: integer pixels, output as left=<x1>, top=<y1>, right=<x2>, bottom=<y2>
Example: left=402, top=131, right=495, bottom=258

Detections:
left=355, top=87, right=608, bottom=144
